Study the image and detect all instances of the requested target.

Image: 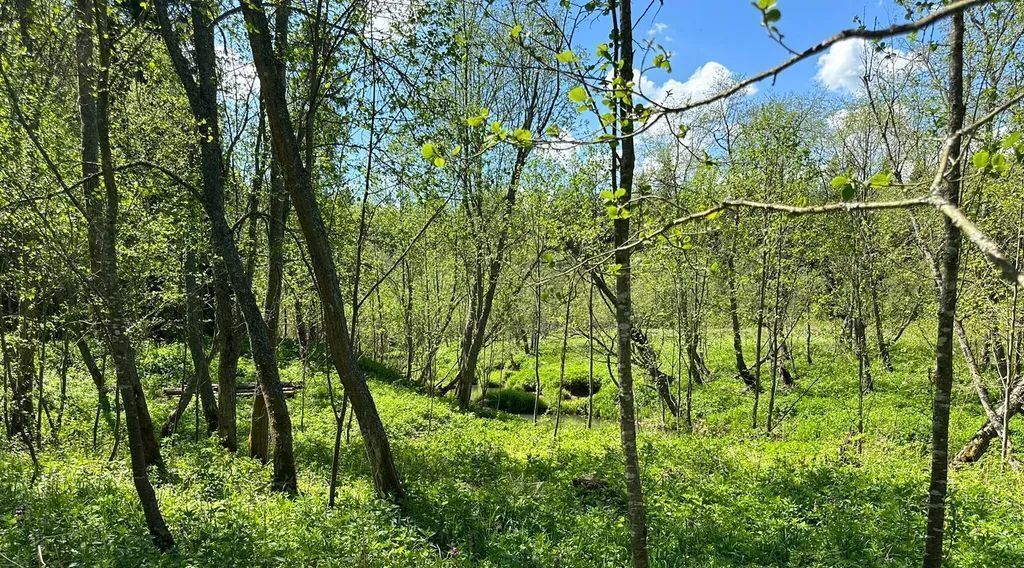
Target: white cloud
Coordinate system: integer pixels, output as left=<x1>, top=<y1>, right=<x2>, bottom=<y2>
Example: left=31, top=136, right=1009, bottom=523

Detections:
left=826, top=108, right=850, bottom=130
left=539, top=132, right=579, bottom=165
left=816, top=38, right=919, bottom=94
left=366, top=0, right=415, bottom=41
left=816, top=39, right=864, bottom=93
left=647, top=22, right=668, bottom=37
left=638, top=61, right=757, bottom=107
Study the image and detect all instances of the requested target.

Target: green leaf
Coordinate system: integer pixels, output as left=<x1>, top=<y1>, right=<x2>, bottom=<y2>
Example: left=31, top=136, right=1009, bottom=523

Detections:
left=972, top=150, right=990, bottom=170
left=867, top=171, right=892, bottom=188
left=764, top=7, right=781, bottom=22
left=652, top=53, right=671, bottom=72
left=1001, top=132, right=1021, bottom=150
left=568, top=86, right=588, bottom=104
left=605, top=205, right=619, bottom=218
left=992, top=153, right=1008, bottom=175
left=509, top=24, right=523, bottom=40
left=466, top=108, right=489, bottom=127
left=600, top=190, right=615, bottom=201
left=420, top=142, right=436, bottom=160
left=832, top=174, right=855, bottom=200
left=513, top=128, right=532, bottom=145
left=756, top=0, right=775, bottom=9
left=433, top=156, right=446, bottom=168
left=830, top=175, right=851, bottom=189
left=614, top=188, right=626, bottom=198
left=556, top=50, right=578, bottom=64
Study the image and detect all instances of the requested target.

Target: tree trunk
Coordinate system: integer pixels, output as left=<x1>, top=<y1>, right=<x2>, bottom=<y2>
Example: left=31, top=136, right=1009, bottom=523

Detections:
left=184, top=249, right=218, bottom=434
left=613, top=1, right=649, bottom=564
left=11, top=296, right=34, bottom=439
left=726, top=213, right=755, bottom=388
left=923, top=12, right=965, bottom=567
left=955, top=378, right=1024, bottom=463
left=588, top=272, right=679, bottom=414
left=77, top=0, right=172, bottom=548
left=868, top=279, right=893, bottom=371
left=156, top=0, right=297, bottom=493
left=240, top=0, right=402, bottom=498
left=402, top=258, right=415, bottom=381
left=553, top=281, right=574, bottom=440
left=265, top=160, right=289, bottom=343
left=93, top=1, right=160, bottom=464
left=213, top=259, right=240, bottom=451
left=454, top=144, right=532, bottom=410
left=77, top=335, right=112, bottom=423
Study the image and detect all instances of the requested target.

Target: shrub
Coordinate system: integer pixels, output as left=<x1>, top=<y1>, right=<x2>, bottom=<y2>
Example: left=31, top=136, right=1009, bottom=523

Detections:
left=479, top=388, right=547, bottom=414
left=137, top=344, right=185, bottom=385
left=358, top=356, right=406, bottom=384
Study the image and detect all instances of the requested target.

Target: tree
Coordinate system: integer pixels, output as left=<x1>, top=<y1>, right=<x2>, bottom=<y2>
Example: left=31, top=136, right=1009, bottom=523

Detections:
left=155, top=0, right=297, bottom=492
left=75, top=0, right=173, bottom=548
left=923, top=10, right=966, bottom=567
left=239, top=0, right=403, bottom=499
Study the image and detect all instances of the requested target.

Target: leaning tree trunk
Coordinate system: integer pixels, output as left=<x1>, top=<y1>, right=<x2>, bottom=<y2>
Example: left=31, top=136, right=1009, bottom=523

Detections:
left=587, top=271, right=680, bottom=414
left=253, top=5, right=290, bottom=460
left=955, top=379, right=1024, bottom=463
left=630, top=327, right=679, bottom=416
left=77, top=0, right=173, bottom=548
left=923, top=11, right=965, bottom=568
left=77, top=334, right=113, bottom=424
left=156, top=0, right=296, bottom=492
left=240, top=0, right=402, bottom=498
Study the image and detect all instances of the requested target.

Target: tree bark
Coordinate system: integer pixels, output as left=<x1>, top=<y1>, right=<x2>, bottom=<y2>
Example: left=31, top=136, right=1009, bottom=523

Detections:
left=213, top=258, right=240, bottom=451
left=240, top=0, right=402, bottom=498
left=77, top=334, right=112, bottom=422
left=726, top=212, right=755, bottom=388
left=183, top=248, right=218, bottom=434
left=923, top=11, right=965, bottom=568
left=258, top=5, right=290, bottom=453
left=614, top=0, right=649, bottom=564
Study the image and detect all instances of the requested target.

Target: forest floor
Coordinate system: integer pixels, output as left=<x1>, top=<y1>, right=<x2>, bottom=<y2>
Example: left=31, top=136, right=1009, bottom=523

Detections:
left=2, top=323, right=1023, bottom=566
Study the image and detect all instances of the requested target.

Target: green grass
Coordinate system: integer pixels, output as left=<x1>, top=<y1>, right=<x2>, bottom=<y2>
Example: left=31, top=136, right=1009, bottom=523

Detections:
left=1, top=324, right=1023, bottom=566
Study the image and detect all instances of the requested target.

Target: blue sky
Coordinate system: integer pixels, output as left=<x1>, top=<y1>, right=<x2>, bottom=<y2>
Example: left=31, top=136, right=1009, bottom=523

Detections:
left=583, top=0, right=908, bottom=99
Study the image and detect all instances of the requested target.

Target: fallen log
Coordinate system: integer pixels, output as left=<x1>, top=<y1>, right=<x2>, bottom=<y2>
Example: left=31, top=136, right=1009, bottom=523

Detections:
left=162, top=382, right=303, bottom=398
